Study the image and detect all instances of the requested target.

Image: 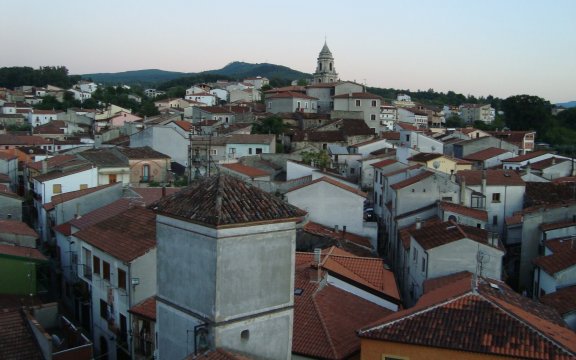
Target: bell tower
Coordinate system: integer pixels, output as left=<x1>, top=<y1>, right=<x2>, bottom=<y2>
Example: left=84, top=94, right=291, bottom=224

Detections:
left=313, top=41, right=338, bottom=83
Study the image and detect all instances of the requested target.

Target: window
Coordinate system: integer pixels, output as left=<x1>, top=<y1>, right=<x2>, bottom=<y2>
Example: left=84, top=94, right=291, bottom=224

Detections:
left=103, top=261, right=110, bottom=281
left=210, top=149, right=217, bottom=155
left=83, top=248, right=92, bottom=279
left=100, top=299, right=108, bottom=319
left=142, top=164, right=150, bottom=182
left=371, top=100, right=377, bottom=107
left=297, top=101, right=301, bottom=109
left=370, top=114, right=376, bottom=121
left=248, top=148, right=253, bottom=155
left=119, top=314, right=128, bottom=344
left=305, top=102, right=308, bottom=109
left=355, top=100, right=361, bottom=107
left=79, top=184, right=88, bottom=190
left=229, top=148, right=236, bottom=154
left=256, top=148, right=263, bottom=154
left=492, top=193, right=501, bottom=203
left=118, top=269, right=127, bottom=290
left=405, top=134, right=410, bottom=142
left=422, top=257, right=426, bottom=272
left=413, top=248, right=418, bottom=261
left=93, top=255, right=100, bottom=275
left=350, top=168, right=355, bottom=174
left=493, top=215, right=498, bottom=225
left=53, top=184, right=62, bottom=194
left=267, top=102, right=271, bottom=109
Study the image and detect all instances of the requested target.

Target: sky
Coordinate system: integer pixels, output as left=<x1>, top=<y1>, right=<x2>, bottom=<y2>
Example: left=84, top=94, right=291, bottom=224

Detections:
left=1, top=0, right=575, bottom=103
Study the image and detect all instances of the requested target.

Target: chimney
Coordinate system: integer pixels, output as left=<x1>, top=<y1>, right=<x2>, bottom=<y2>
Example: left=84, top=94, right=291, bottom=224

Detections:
left=551, top=156, right=556, bottom=165
left=525, top=161, right=531, bottom=175
left=334, top=225, right=339, bottom=233
left=41, top=159, right=48, bottom=174
left=313, top=248, right=322, bottom=283
left=450, top=169, right=455, bottom=182
left=415, top=217, right=421, bottom=229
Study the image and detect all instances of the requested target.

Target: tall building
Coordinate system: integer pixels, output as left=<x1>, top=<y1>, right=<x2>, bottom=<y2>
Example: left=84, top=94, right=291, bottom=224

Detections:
left=154, top=174, right=306, bottom=359
left=313, top=41, right=339, bottom=83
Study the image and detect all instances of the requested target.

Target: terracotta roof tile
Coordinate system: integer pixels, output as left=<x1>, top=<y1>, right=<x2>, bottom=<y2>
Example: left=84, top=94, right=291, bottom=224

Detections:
left=0, top=134, right=51, bottom=146
left=463, top=147, right=511, bottom=161
left=0, top=307, right=44, bottom=360
left=380, top=131, right=400, bottom=140
left=439, top=201, right=488, bottom=221
left=533, top=249, right=576, bottom=276
left=531, top=157, right=569, bottom=170
left=43, top=182, right=120, bottom=210
left=74, top=207, right=156, bottom=262
left=407, top=152, right=443, bottom=162
left=173, top=120, right=192, bottom=132
left=332, top=92, right=383, bottom=100
left=0, top=220, right=38, bottom=238
left=539, top=220, right=576, bottom=232
left=267, top=91, right=318, bottom=100
left=79, top=149, right=127, bottom=167
left=545, top=237, right=576, bottom=253
left=540, top=285, right=576, bottom=316
left=129, top=296, right=156, bottom=321
left=457, top=169, right=525, bottom=186
left=503, top=150, right=551, bottom=163
left=409, top=220, right=501, bottom=250
left=286, top=176, right=366, bottom=198
left=154, top=174, right=306, bottom=227
left=27, top=154, right=77, bottom=171
left=359, top=274, right=576, bottom=359
left=371, top=159, right=397, bottom=169
left=293, top=251, right=395, bottom=359
left=33, top=163, right=93, bottom=182
left=505, top=213, right=523, bottom=225
left=116, top=146, right=170, bottom=159
left=0, top=243, right=47, bottom=261
left=390, top=170, right=434, bottom=190
left=303, top=222, right=373, bottom=252
left=221, top=163, right=270, bottom=178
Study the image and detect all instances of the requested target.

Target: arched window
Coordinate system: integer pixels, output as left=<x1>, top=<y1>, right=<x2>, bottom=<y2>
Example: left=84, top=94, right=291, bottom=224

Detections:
left=330, top=62, right=333, bottom=71
left=142, top=164, right=150, bottom=182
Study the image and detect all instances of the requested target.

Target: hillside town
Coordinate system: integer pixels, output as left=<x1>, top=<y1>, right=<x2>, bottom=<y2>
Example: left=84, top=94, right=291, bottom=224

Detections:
left=0, top=42, right=575, bottom=360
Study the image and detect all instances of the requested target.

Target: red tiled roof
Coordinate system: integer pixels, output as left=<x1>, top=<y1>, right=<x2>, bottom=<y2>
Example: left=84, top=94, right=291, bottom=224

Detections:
left=292, top=130, right=345, bottom=143
left=359, top=273, right=576, bottom=359
left=188, top=349, right=251, bottom=360
left=0, top=152, right=17, bottom=161
left=390, top=170, right=434, bottom=190
left=27, top=155, right=78, bottom=171
left=545, top=237, right=576, bottom=253
left=286, top=176, right=366, bottom=198
left=540, top=220, right=576, bottom=232
left=371, top=159, right=397, bottom=169
left=533, top=250, right=576, bottom=276
left=53, top=222, right=72, bottom=236
left=0, top=134, right=50, bottom=146
left=463, top=147, right=510, bottom=161
left=380, top=131, right=400, bottom=140
left=407, top=152, right=443, bottom=162
left=221, top=163, right=270, bottom=178
left=0, top=307, right=44, bottom=360
left=502, top=150, right=550, bottom=163
left=540, top=285, right=576, bottom=316
left=43, top=182, right=119, bottom=210
left=0, top=220, right=38, bottom=238
left=33, top=163, right=93, bottom=182
left=0, top=243, right=47, bottom=261
left=457, top=169, right=525, bottom=186
left=293, top=251, right=395, bottom=359
left=154, top=174, right=306, bottom=227
left=531, top=157, right=569, bottom=170
left=116, top=146, right=170, bottom=159
left=439, top=201, right=488, bottom=221
left=303, top=222, right=373, bottom=252
left=267, top=91, right=317, bottom=100
left=409, top=221, right=501, bottom=251
left=173, top=120, right=192, bottom=132
left=396, top=122, right=419, bottom=131
left=74, top=207, right=156, bottom=262
left=332, top=92, right=383, bottom=100
left=128, top=296, right=156, bottom=321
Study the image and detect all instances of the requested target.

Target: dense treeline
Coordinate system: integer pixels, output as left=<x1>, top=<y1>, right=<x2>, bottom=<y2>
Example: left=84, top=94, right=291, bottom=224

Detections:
left=0, top=66, right=80, bottom=89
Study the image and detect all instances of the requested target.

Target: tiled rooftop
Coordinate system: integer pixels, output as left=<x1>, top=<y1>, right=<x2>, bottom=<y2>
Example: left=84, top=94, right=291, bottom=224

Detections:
left=79, top=148, right=127, bottom=167
left=0, top=220, right=38, bottom=238
left=533, top=249, right=576, bottom=276
left=390, top=170, right=434, bottom=190
left=407, top=152, right=443, bottom=162
left=0, top=307, right=44, bottom=360
left=293, top=250, right=395, bottom=359
left=463, top=147, right=510, bottom=161
left=74, top=207, right=156, bottom=262
left=359, top=273, right=576, bottom=359
left=457, top=169, right=525, bottom=186
left=128, top=296, right=156, bottom=321
left=439, top=201, right=488, bottom=221
left=408, top=221, right=500, bottom=251
left=332, top=92, right=383, bottom=100
left=221, top=163, right=270, bottom=178
left=286, top=176, right=366, bottom=198
left=503, top=150, right=550, bottom=163
left=43, top=182, right=120, bottom=211
left=154, top=174, right=306, bottom=227
left=303, top=222, right=373, bottom=254
left=540, top=285, right=576, bottom=316
left=0, top=243, right=47, bottom=261
left=116, top=146, right=170, bottom=159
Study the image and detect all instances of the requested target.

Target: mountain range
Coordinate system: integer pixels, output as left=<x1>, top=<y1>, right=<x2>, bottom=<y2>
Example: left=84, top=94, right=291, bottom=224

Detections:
left=556, top=101, right=576, bottom=108
left=81, top=61, right=311, bottom=86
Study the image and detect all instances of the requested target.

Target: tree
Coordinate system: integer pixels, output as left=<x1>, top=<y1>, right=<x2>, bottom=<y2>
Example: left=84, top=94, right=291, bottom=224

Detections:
left=301, top=150, right=331, bottom=169
left=445, top=114, right=464, bottom=128
left=556, top=108, right=576, bottom=130
left=251, top=115, right=285, bottom=135
left=138, top=99, right=160, bottom=117
left=501, top=95, right=551, bottom=133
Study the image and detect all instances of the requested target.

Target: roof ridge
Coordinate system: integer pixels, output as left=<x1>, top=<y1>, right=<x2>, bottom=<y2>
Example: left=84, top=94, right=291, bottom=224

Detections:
left=360, top=291, right=473, bottom=334
left=311, top=289, right=339, bottom=359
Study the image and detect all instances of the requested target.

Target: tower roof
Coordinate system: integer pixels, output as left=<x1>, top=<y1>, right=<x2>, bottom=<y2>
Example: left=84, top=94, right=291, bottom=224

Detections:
left=319, top=41, right=333, bottom=57
left=153, top=174, right=306, bottom=227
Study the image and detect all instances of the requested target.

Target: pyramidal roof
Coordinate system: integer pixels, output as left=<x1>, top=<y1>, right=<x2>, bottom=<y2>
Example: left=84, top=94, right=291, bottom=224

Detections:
left=319, top=41, right=333, bottom=57
left=153, top=174, right=306, bottom=227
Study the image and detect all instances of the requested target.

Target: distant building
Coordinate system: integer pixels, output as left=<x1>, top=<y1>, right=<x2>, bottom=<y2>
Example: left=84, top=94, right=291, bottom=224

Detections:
left=313, top=41, right=339, bottom=84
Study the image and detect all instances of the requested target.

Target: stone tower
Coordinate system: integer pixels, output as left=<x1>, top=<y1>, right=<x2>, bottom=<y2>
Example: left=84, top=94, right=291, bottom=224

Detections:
left=313, top=41, right=338, bottom=83
left=153, top=174, right=306, bottom=359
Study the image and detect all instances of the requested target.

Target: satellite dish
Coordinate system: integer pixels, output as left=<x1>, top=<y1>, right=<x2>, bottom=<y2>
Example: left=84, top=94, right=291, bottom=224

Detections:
left=432, top=160, right=440, bottom=169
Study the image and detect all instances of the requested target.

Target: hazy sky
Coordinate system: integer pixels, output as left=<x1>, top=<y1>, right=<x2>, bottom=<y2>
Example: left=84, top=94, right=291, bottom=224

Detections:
left=1, top=0, right=574, bottom=103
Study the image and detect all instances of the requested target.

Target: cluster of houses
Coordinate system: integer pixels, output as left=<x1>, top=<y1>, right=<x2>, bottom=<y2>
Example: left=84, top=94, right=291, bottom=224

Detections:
left=0, top=42, right=575, bottom=360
